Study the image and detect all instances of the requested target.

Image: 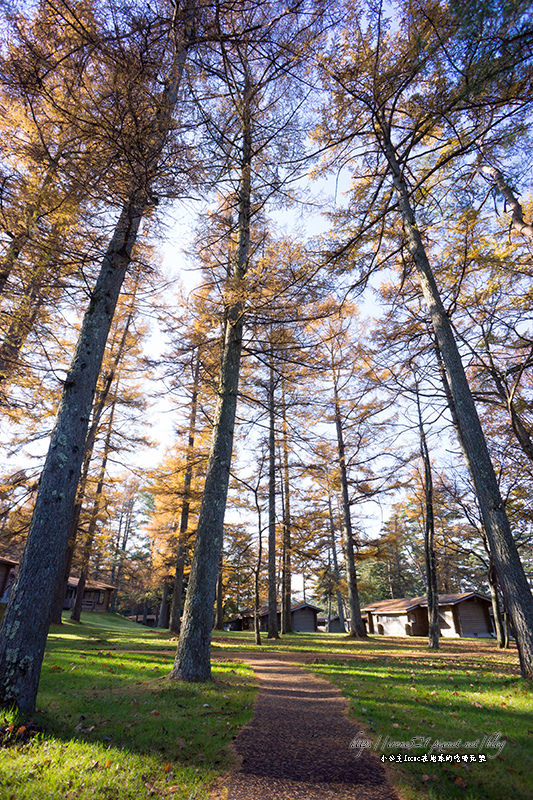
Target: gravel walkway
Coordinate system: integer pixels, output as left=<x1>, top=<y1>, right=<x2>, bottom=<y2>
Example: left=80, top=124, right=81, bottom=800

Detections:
left=224, top=654, right=399, bottom=800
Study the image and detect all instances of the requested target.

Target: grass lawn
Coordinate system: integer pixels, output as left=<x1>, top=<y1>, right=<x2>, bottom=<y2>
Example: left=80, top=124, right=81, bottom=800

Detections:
left=2, top=618, right=531, bottom=800
left=0, top=613, right=256, bottom=800
left=211, top=631, right=533, bottom=800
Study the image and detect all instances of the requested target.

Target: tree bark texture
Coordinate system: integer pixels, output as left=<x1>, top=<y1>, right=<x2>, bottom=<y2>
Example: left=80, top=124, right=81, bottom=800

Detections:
left=71, top=397, right=115, bottom=622
left=267, top=357, right=279, bottom=639
left=280, top=383, right=292, bottom=634
left=416, top=390, right=440, bottom=649
left=51, top=315, right=130, bottom=624
left=0, top=199, right=144, bottom=712
left=171, top=66, right=253, bottom=679
left=333, top=385, right=366, bottom=638
left=0, top=10, right=194, bottom=709
left=382, top=132, right=533, bottom=678
left=327, top=486, right=346, bottom=631
left=169, top=353, right=199, bottom=634
left=170, top=312, right=244, bottom=679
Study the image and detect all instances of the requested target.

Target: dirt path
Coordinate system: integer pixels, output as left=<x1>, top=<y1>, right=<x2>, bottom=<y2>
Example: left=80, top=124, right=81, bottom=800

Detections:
left=223, top=654, right=399, bottom=800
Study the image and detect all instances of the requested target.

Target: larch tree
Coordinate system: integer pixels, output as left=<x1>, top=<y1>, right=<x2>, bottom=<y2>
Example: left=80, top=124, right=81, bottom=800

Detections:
left=318, top=0, right=533, bottom=677
left=0, top=0, right=201, bottom=713
left=172, top=0, right=325, bottom=681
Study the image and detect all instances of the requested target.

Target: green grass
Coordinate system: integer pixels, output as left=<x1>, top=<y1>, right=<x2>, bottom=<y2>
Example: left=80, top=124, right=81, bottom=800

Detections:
left=212, top=631, right=533, bottom=800
left=2, top=619, right=530, bottom=800
left=0, top=613, right=256, bottom=800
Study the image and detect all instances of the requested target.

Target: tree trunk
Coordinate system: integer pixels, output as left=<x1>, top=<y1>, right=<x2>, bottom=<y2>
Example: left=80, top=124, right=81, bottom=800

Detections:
left=170, top=69, right=252, bottom=681
left=254, top=497, right=263, bottom=646
left=169, top=353, right=200, bottom=634
left=481, top=165, right=533, bottom=241
left=280, top=382, right=292, bottom=634
left=214, top=554, right=224, bottom=630
left=267, top=355, right=279, bottom=639
left=488, top=561, right=505, bottom=648
left=0, top=284, right=45, bottom=390
left=0, top=165, right=58, bottom=297
left=0, top=226, right=61, bottom=392
left=142, top=597, right=148, bottom=626
left=169, top=538, right=186, bottom=635
left=71, top=397, right=115, bottom=623
left=416, top=385, right=439, bottom=650
left=50, top=313, right=131, bottom=624
left=159, top=583, right=170, bottom=629
left=382, top=130, right=533, bottom=678
left=0, top=198, right=144, bottom=711
left=170, top=308, right=245, bottom=678
left=0, top=8, right=194, bottom=709
left=110, top=495, right=134, bottom=612
left=327, top=484, right=346, bottom=631
left=474, top=337, right=533, bottom=464
left=333, top=384, right=366, bottom=638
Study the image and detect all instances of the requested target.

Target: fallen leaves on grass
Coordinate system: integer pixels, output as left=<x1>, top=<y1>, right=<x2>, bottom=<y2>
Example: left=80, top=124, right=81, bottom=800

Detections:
left=0, top=719, right=42, bottom=747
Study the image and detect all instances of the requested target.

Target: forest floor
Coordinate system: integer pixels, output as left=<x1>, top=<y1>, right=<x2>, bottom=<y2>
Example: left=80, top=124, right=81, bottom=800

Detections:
left=0, top=614, right=256, bottom=800
left=0, top=618, right=531, bottom=800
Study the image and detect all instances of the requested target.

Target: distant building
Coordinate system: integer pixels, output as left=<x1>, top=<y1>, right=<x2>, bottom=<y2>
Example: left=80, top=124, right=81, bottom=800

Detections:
left=362, top=592, right=494, bottom=638
left=227, top=601, right=321, bottom=633
left=0, top=556, right=18, bottom=607
left=63, top=576, right=116, bottom=613
left=317, top=614, right=346, bottom=633
left=0, top=555, right=116, bottom=618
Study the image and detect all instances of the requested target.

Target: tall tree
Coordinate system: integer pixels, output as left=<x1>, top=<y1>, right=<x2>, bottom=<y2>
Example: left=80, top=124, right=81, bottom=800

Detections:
left=171, top=0, right=323, bottom=680
left=319, top=0, right=533, bottom=677
left=415, top=380, right=439, bottom=649
left=267, top=351, right=279, bottom=638
left=0, top=0, right=198, bottom=712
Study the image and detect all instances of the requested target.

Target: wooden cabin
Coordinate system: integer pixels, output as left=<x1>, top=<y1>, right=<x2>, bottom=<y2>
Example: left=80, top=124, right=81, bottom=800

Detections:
left=317, top=614, right=346, bottom=632
left=363, top=592, right=494, bottom=638
left=228, top=601, right=321, bottom=633
left=0, top=555, right=115, bottom=618
left=0, top=556, right=18, bottom=600
left=63, top=577, right=116, bottom=613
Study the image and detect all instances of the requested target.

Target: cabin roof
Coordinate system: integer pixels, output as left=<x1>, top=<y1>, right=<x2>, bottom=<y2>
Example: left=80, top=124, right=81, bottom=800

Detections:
left=230, top=601, right=322, bottom=620
left=362, top=592, right=490, bottom=615
left=0, top=556, right=19, bottom=568
left=0, top=555, right=116, bottom=592
left=67, top=576, right=116, bottom=592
